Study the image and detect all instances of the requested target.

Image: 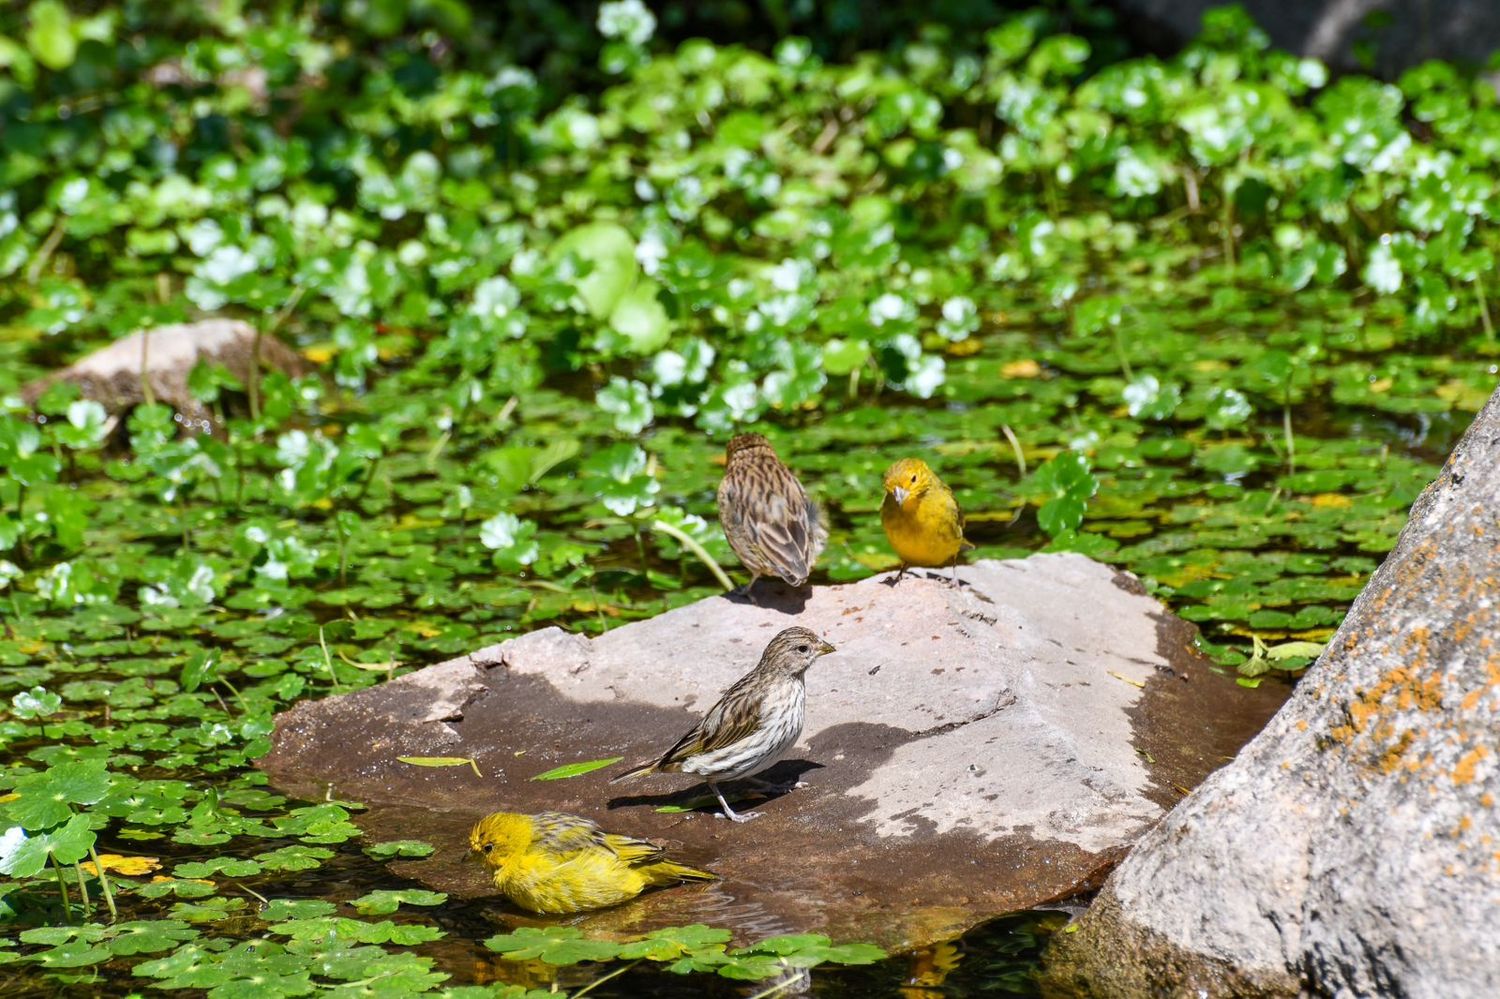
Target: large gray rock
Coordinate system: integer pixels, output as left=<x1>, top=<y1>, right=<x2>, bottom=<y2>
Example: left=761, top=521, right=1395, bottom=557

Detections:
left=260, top=554, right=1283, bottom=949
left=1046, top=387, right=1500, bottom=997
left=1114, top=0, right=1500, bottom=79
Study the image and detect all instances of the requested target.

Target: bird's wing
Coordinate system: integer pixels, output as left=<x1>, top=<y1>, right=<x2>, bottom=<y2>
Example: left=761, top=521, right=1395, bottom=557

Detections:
left=602, top=833, right=666, bottom=866
left=721, top=464, right=816, bottom=584
left=654, top=675, right=766, bottom=767
left=533, top=813, right=611, bottom=859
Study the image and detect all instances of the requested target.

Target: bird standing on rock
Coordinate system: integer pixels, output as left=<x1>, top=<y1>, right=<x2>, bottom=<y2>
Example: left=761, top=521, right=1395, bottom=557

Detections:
left=717, top=433, right=827, bottom=602
left=468, top=810, right=714, bottom=914
left=611, top=626, right=836, bottom=822
left=881, top=457, right=973, bottom=584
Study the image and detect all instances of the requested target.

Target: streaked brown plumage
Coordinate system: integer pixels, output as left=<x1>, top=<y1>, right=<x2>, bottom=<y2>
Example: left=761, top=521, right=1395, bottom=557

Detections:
left=717, top=433, right=827, bottom=601
left=612, top=626, right=836, bottom=822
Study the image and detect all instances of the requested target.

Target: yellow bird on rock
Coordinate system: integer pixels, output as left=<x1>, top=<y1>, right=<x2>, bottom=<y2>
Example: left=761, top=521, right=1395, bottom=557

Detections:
left=880, top=457, right=973, bottom=583
left=468, top=811, right=714, bottom=914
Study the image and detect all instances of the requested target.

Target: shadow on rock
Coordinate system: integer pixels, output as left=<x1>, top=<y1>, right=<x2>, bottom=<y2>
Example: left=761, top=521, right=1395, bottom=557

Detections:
left=606, top=760, right=825, bottom=815
left=721, top=580, right=813, bottom=615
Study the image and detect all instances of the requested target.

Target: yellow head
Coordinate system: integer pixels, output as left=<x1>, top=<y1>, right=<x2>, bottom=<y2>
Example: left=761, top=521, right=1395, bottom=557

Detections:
left=883, top=458, right=938, bottom=509
left=469, top=812, right=534, bottom=869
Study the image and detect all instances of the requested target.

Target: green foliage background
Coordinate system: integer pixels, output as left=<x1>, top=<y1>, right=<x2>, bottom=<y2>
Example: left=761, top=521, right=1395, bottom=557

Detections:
left=0, top=0, right=1496, bottom=995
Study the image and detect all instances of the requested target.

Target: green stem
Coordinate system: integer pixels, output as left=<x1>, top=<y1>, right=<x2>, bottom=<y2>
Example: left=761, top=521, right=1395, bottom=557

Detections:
left=354, top=455, right=383, bottom=502
left=424, top=430, right=451, bottom=471
left=1221, top=182, right=1236, bottom=273
left=632, top=524, right=649, bottom=578
left=571, top=960, right=641, bottom=999
left=1110, top=326, right=1134, bottom=381
left=74, top=861, right=91, bottom=913
left=26, top=217, right=66, bottom=284
left=51, top=857, right=72, bottom=920
left=15, top=484, right=28, bottom=563
left=1000, top=424, right=1027, bottom=477
left=140, top=328, right=155, bottom=408
left=319, top=626, right=340, bottom=692
left=744, top=973, right=805, bottom=999
left=86, top=846, right=117, bottom=920
left=335, top=510, right=348, bottom=587
left=235, top=881, right=270, bottom=907
left=1282, top=385, right=1296, bottom=475
left=650, top=518, right=734, bottom=592
left=1476, top=278, right=1494, bottom=341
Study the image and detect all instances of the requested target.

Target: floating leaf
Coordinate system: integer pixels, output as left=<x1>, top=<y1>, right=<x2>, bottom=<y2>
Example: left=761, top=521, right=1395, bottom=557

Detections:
left=530, top=757, right=624, bottom=781
left=396, top=756, right=484, bottom=778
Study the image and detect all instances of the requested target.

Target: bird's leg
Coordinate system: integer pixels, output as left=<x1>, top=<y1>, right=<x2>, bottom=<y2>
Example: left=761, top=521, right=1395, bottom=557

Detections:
left=708, top=782, right=759, bottom=823
left=893, top=563, right=908, bottom=584
left=738, top=575, right=762, bottom=605
left=949, top=556, right=960, bottom=587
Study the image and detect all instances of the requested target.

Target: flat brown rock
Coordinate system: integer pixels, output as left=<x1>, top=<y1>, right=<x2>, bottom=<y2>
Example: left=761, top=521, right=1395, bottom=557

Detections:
left=259, top=554, right=1283, bottom=950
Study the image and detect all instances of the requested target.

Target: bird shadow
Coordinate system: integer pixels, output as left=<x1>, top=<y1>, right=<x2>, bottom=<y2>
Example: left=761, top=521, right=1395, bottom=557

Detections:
left=880, top=569, right=970, bottom=589
left=606, top=760, right=825, bottom=816
left=721, top=581, right=812, bottom=615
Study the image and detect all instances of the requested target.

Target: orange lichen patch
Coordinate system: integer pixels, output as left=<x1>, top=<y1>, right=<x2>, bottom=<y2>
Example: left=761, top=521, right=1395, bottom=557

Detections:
left=1296, top=720, right=1309, bottom=732
left=1482, top=793, right=1495, bottom=808
left=1462, top=689, right=1484, bottom=712
left=1454, top=745, right=1491, bottom=786
left=1377, top=730, right=1415, bottom=774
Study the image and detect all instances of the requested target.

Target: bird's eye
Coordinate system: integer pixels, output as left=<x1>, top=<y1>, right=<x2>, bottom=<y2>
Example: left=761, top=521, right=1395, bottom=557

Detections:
left=797, top=644, right=809, bottom=653
left=909, top=474, right=917, bottom=483
left=482, top=843, right=493, bottom=853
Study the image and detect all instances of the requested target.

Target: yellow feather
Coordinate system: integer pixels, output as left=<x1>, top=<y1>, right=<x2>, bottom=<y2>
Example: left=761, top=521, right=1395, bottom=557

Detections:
left=469, top=811, right=713, bottom=915
left=880, top=458, right=970, bottom=568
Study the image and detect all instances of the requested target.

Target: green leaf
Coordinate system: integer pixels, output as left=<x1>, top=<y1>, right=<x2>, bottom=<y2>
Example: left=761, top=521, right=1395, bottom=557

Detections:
left=478, top=513, right=540, bottom=571
left=608, top=281, right=673, bottom=354
left=26, top=0, right=76, bottom=71
left=483, top=926, right=624, bottom=965
left=529, top=757, right=624, bottom=781
left=596, top=377, right=654, bottom=434
left=1265, top=640, right=1327, bottom=660
left=617, top=924, right=732, bottom=961
left=551, top=222, right=639, bottom=319
left=350, top=888, right=448, bottom=915
left=105, top=919, right=200, bottom=956
left=395, top=756, right=483, bottom=777
left=179, top=651, right=219, bottom=693
left=362, top=840, right=435, bottom=860
left=7, top=761, right=111, bottom=829
left=11, top=685, right=62, bottom=719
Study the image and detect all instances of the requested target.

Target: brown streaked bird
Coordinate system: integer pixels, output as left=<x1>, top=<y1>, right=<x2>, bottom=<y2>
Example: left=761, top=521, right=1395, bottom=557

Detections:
left=717, top=433, right=827, bottom=602
left=611, top=626, right=836, bottom=822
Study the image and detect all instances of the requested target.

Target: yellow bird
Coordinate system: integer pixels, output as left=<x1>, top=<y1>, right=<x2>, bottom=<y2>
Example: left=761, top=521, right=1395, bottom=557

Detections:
left=880, top=458, right=973, bottom=583
left=468, top=811, right=714, bottom=914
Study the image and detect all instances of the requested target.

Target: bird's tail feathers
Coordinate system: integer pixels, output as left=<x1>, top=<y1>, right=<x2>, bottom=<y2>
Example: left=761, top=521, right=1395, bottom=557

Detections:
left=608, top=761, right=656, bottom=784
left=645, top=859, right=716, bottom=885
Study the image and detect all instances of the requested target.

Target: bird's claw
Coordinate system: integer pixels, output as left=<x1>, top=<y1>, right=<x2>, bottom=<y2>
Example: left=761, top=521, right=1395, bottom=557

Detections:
left=717, top=810, right=762, bottom=823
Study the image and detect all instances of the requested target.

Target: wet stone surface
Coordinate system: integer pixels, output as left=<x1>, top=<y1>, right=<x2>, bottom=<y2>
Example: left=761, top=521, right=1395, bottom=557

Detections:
left=259, top=553, right=1284, bottom=950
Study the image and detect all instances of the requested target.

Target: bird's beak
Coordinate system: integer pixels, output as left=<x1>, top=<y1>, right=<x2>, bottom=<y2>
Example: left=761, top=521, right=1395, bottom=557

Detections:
left=891, top=486, right=909, bottom=505
left=817, top=640, right=836, bottom=656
